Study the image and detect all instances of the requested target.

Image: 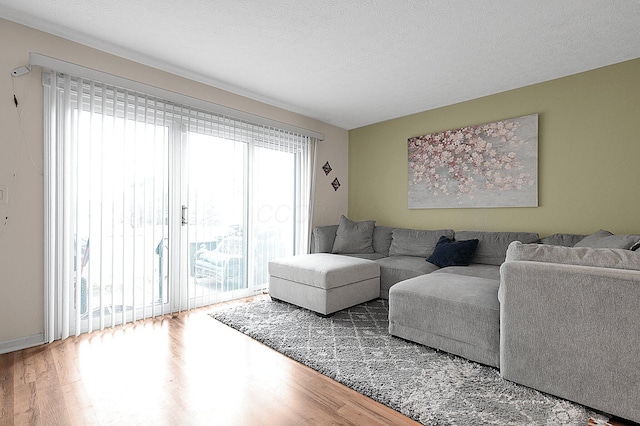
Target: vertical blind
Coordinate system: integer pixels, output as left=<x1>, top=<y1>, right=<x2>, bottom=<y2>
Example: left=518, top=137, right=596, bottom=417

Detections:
left=43, top=71, right=317, bottom=341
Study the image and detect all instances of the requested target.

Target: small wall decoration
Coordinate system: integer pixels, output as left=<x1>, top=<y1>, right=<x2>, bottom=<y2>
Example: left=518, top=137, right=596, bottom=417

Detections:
left=408, top=114, right=538, bottom=209
left=322, top=161, right=332, bottom=175
left=331, top=177, right=341, bottom=191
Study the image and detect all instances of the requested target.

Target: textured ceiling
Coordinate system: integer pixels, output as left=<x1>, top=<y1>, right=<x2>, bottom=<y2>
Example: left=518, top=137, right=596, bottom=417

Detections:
left=2, top=1, right=640, bottom=129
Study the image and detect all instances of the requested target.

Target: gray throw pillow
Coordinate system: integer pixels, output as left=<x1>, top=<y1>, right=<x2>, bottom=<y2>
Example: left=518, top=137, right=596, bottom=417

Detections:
left=331, top=215, right=375, bottom=254
left=574, top=229, right=640, bottom=250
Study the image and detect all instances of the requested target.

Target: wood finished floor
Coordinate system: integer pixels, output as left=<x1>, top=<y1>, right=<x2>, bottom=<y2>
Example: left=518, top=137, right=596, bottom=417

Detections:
left=0, top=297, right=631, bottom=426
left=0, top=297, right=418, bottom=426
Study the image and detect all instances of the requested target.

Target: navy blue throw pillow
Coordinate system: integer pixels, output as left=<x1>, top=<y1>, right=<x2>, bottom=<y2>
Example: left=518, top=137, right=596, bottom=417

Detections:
left=427, top=236, right=479, bottom=268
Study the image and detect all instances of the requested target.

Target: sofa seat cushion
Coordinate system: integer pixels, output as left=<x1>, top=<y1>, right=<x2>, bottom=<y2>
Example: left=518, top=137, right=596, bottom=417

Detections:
left=389, top=273, right=500, bottom=367
left=269, top=253, right=379, bottom=290
left=432, top=263, right=501, bottom=281
left=344, top=253, right=388, bottom=261
left=375, top=255, right=440, bottom=298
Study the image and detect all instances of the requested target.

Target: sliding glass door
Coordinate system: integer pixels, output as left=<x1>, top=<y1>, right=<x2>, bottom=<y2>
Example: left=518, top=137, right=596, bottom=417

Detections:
left=68, top=121, right=304, bottom=331
left=182, top=133, right=247, bottom=307
left=182, top=133, right=301, bottom=307
left=45, top=71, right=316, bottom=340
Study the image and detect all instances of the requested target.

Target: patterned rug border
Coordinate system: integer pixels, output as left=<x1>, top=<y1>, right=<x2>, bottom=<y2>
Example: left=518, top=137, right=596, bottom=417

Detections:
left=210, top=298, right=609, bottom=425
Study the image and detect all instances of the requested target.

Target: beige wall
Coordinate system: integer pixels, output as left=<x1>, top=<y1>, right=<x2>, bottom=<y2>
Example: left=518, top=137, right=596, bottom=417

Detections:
left=349, top=58, right=640, bottom=237
left=0, top=18, right=348, bottom=346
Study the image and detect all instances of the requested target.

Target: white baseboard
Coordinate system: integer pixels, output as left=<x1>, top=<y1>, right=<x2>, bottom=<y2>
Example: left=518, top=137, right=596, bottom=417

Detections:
left=0, top=333, right=45, bottom=354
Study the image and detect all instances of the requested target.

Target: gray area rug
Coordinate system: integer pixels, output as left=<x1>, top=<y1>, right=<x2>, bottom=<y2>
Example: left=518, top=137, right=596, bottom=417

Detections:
left=210, top=298, right=608, bottom=425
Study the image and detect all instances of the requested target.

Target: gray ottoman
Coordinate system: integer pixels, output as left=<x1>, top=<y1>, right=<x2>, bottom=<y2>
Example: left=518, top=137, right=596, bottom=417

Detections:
left=389, top=273, right=500, bottom=367
left=268, top=253, right=380, bottom=315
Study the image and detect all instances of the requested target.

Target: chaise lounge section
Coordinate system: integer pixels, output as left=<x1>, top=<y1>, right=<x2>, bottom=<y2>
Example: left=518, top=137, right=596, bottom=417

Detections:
left=388, top=272, right=501, bottom=367
left=386, top=230, right=539, bottom=367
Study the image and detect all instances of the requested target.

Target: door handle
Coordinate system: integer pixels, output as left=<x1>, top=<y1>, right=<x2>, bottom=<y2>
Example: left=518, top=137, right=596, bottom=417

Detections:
left=181, top=205, right=188, bottom=225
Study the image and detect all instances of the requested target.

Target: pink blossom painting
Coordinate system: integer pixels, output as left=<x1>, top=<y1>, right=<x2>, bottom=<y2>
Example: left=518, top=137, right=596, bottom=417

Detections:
left=408, top=114, right=538, bottom=208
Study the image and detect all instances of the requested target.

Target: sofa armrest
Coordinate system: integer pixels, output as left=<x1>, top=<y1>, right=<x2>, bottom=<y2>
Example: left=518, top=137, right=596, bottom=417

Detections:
left=499, top=260, right=640, bottom=423
left=310, top=225, right=339, bottom=253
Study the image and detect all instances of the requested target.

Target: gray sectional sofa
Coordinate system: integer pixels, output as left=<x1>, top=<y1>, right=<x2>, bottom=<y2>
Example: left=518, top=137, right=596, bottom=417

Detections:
left=310, top=216, right=640, bottom=423
left=312, top=220, right=539, bottom=299
left=312, top=217, right=540, bottom=367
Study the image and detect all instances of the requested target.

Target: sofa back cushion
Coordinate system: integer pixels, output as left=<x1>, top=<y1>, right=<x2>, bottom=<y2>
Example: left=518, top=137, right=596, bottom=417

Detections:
left=311, top=225, right=339, bottom=253
left=506, top=241, right=640, bottom=271
left=372, top=226, right=394, bottom=256
left=574, top=229, right=640, bottom=250
left=389, top=228, right=454, bottom=258
left=455, top=230, right=539, bottom=265
left=538, top=233, right=586, bottom=247
left=331, top=215, right=375, bottom=254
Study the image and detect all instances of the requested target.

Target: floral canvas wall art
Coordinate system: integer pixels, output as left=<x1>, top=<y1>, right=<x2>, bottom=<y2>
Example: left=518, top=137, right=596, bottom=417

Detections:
left=408, top=114, right=538, bottom=209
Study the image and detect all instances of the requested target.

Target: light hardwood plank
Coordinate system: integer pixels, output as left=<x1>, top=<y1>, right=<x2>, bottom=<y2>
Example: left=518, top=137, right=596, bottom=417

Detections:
left=0, top=353, right=13, bottom=423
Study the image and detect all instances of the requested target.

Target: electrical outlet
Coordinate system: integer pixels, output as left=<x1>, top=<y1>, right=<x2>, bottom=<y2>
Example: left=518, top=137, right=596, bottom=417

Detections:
left=0, top=185, right=8, bottom=205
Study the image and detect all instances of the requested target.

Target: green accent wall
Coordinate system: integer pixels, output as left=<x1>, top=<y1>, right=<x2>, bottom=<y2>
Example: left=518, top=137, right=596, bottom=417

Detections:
left=348, top=58, right=640, bottom=236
